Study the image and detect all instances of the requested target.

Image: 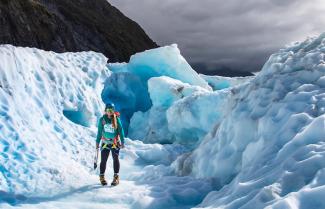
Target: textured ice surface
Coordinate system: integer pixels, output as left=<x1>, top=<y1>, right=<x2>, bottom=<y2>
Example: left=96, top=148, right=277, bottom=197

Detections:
left=128, top=76, right=232, bottom=145
left=100, top=71, right=151, bottom=131
left=128, top=76, right=211, bottom=144
left=200, top=74, right=253, bottom=90
left=167, top=90, right=230, bottom=144
left=109, top=44, right=211, bottom=90
left=177, top=33, right=325, bottom=209
left=0, top=45, right=213, bottom=209
left=103, top=45, right=212, bottom=132
left=0, top=45, right=109, bottom=198
left=1, top=33, right=325, bottom=209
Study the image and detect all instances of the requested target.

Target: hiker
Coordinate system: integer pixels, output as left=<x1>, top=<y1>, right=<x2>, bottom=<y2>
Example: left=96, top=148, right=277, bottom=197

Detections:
left=95, top=103, right=125, bottom=186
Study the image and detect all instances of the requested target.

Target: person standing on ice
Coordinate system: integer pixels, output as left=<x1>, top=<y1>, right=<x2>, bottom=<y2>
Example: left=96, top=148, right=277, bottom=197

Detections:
left=95, top=103, right=125, bottom=186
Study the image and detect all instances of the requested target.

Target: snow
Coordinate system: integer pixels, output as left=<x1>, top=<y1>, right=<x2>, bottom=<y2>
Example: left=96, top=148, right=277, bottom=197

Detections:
left=1, top=33, right=325, bottom=209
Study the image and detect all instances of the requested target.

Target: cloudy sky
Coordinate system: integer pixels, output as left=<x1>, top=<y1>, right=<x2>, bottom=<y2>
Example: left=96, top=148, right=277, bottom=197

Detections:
left=110, top=0, right=325, bottom=73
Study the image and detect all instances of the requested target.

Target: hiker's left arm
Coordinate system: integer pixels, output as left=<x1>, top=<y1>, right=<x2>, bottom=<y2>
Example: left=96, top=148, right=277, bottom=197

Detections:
left=117, top=117, right=125, bottom=146
left=96, top=117, right=103, bottom=149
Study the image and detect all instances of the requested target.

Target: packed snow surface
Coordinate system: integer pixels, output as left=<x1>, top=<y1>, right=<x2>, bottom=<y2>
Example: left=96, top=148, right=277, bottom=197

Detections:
left=1, top=33, right=325, bottom=209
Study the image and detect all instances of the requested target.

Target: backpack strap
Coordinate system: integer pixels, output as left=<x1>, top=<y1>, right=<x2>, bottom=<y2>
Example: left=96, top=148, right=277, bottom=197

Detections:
left=114, top=111, right=120, bottom=117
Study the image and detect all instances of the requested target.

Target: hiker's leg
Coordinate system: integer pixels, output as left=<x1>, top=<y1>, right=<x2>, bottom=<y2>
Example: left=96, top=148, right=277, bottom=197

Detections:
left=111, top=148, right=120, bottom=174
left=100, top=147, right=110, bottom=175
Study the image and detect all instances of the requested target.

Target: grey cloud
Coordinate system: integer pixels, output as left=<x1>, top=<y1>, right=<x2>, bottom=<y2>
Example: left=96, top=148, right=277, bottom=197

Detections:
left=109, top=0, right=325, bottom=73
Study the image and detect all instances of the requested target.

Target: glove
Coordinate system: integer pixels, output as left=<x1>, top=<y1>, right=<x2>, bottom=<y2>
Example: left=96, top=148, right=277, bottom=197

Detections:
left=94, top=162, right=97, bottom=170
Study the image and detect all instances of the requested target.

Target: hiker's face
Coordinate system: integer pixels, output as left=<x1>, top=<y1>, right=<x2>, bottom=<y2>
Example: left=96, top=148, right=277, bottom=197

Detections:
left=106, top=108, right=114, bottom=117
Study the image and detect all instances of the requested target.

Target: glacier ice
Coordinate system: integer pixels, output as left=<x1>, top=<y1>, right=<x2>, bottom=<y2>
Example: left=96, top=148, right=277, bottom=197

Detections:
left=148, top=76, right=208, bottom=108
left=178, top=33, right=325, bottom=208
left=101, top=71, right=151, bottom=131
left=103, top=44, right=212, bottom=132
left=128, top=75, right=232, bottom=145
left=166, top=89, right=231, bottom=145
left=127, top=75, right=234, bottom=146
left=200, top=74, right=253, bottom=91
left=109, top=44, right=211, bottom=90
left=1, top=32, right=325, bottom=209
left=0, top=45, right=110, bottom=198
left=0, top=45, right=210, bottom=209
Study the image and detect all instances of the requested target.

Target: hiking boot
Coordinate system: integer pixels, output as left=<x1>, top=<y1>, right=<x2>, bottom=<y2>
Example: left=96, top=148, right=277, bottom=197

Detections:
left=99, top=175, right=107, bottom=186
left=111, top=174, right=119, bottom=186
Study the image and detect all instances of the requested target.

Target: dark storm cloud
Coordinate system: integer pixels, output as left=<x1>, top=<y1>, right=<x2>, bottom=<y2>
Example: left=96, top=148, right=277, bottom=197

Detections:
left=109, top=0, right=325, bottom=73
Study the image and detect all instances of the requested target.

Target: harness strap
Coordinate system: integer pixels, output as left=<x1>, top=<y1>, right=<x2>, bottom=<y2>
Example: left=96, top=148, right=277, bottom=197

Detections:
left=101, top=140, right=119, bottom=150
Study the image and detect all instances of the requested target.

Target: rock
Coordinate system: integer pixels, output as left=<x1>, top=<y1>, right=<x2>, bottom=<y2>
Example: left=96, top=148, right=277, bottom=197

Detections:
left=0, top=0, right=158, bottom=62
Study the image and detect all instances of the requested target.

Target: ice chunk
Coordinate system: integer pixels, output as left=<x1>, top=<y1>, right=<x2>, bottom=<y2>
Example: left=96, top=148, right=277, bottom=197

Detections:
left=200, top=74, right=253, bottom=90
left=109, top=44, right=211, bottom=90
left=128, top=76, right=213, bottom=144
left=148, top=76, right=208, bottom=108
left=180, top=33, right=325, bottom=209
left=104, top=45, right=212, bottom=131
left=101, top=72, right=151, bottom=131
left=166, top=89, right=231, bottom=145
left=129, top=106, right=174, bottom=144
left=104, top=45, right=212, bottom=132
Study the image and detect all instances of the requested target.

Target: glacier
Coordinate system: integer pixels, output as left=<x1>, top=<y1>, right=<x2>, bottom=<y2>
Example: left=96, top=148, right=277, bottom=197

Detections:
left=103, top=44, right=212, bottom=133
left=0, top=33, right=324, bottom=209
left=200, top=74, right=253, bottom=91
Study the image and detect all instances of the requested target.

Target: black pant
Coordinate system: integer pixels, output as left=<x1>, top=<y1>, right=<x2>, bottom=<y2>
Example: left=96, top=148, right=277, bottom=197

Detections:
left=100, top=144, right=120, bottom=175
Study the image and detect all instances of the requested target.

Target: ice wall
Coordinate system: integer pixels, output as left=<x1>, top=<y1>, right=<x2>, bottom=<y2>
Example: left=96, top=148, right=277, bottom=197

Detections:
left=178, top=33, right=325, bottom=208
left=128, top=76, right=225, bottom=145
left=109, top=44, right=211, bottom=90
left=200, top=74, right=253, bottom=90
left=103, top=45, right=212, bottom=132
left=0, top=45, right=108, bottom=196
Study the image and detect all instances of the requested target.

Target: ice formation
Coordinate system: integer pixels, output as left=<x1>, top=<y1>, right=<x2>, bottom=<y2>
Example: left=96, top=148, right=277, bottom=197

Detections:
left=1, top=33, right=325, bottom=209
left=0, top=45, right=109, bottom=197
left=103, top=44, right=212, bottom=132
left=200, top=74, right=253, bottom=90
left=108, top=44, right=211, bottom=90
left=0, top=44, right=209, bottom=209
left=128, top=76, right=212, bottom=144
left=179, top=33, right=325, bottom=208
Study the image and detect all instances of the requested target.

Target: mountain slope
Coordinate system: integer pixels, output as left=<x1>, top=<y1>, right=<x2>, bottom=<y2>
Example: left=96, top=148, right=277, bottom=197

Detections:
left=0, top=0, right=158, bottom=62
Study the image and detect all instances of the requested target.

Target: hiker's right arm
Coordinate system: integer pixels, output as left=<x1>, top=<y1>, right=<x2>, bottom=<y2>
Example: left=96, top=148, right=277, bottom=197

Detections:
left=96, top=117, right=102, bottom=149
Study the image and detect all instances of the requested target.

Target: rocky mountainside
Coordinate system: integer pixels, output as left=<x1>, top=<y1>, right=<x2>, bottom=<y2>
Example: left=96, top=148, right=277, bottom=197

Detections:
left=0, top=0, right=158, bottom=62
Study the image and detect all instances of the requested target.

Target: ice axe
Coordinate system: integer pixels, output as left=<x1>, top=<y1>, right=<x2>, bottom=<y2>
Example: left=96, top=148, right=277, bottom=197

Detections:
left=94, top=147, right=99, bottom=170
